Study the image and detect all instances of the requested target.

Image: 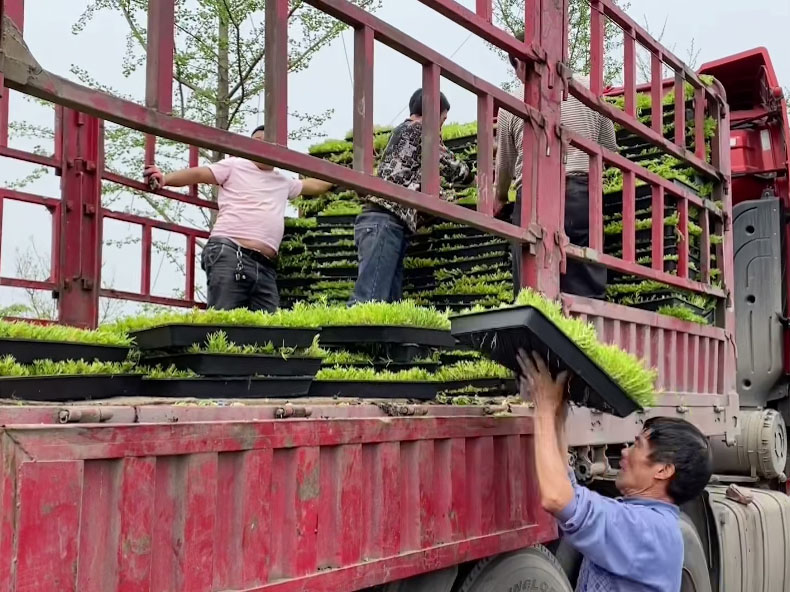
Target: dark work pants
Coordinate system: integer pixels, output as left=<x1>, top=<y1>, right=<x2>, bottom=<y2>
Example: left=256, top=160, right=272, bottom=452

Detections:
left=201, top=237, right=280, bottom=313
left=349, top=210, right=410, bottom=304
left=512, top=175, right=606, bottom=299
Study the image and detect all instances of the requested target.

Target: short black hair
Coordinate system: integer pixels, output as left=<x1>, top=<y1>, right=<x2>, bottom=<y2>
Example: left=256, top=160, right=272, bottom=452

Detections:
left=251, top=124, right=265, bottom=136
left=643, top=417, right=713, bottom=505
left=508, top=29, right=526, bottom=70
left=409, top=88, right=451, bottom=117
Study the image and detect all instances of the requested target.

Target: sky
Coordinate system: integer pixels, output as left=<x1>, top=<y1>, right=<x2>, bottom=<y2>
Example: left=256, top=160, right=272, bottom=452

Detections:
left=0, top=0, right=788, bottom=318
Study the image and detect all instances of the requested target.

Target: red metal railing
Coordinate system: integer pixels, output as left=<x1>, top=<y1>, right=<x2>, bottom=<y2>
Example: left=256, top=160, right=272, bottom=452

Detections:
left=1, top=0, right=731, bottom=343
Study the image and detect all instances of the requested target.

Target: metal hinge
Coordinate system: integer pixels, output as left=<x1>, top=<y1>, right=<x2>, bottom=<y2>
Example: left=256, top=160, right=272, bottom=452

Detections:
left=274, top=404, right=312, bottom=419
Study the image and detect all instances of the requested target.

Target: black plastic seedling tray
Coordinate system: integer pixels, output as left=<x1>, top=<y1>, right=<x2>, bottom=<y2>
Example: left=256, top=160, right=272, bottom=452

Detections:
left=628, top=296, right=707, bottom=317
left=317, top=267, right=358, bottom=278
left=320, top=325, right=455, bottom=348
left=303, top=233, right=354, bottom=246
left=450, top=306, right=642, bottom=417
left=328, top=360, right=440, bottom=372
left=316, top=214, right=357, bottom=226
left=146, top=353, right=322, bottom=377
left=309, top=380, right=440, bottom=399
left=0, top=338, right=130, bottom=364
left=0, top=374, right=142, bottom=401
left=142, top=376, right=313, bottom=398
left=441, top=378, right=517, bottom=394
left=131, top=324, right=320, bottom=351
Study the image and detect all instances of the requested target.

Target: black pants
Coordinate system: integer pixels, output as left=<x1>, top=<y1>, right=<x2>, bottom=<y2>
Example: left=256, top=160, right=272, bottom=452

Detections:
left=512, top=175, right=606, bottom=299
left=201, top=237, right=279, bottom=312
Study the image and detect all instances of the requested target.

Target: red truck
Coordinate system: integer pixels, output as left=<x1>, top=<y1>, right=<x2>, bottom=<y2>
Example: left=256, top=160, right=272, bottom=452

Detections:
left=0, top=0, right=789, bottom=591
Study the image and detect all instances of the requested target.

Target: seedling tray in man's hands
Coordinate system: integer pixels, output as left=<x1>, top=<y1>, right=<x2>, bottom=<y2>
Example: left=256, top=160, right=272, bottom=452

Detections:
left=131, top=324, right=320, bottom=351
left=450, top=306, right=641, bottom=417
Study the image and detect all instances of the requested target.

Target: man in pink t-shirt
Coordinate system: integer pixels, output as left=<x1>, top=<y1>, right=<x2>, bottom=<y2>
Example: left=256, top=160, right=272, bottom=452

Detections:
left=144, top=125, right=333, bottom=312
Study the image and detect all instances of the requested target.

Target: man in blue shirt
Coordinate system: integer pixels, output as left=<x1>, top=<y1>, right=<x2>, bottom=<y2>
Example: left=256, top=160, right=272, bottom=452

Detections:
left=518, top=350, right=713, bottom=592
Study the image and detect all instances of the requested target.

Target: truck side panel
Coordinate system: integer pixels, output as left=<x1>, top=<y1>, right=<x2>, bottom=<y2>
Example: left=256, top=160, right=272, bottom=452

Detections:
left=0, top=417, right=555, bottom=592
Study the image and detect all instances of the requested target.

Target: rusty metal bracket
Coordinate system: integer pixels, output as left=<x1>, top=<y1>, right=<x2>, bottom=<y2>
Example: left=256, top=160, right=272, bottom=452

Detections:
left=378, top=402, right=428, bottom=417
left=58, top=407, right=114, bottom=424
left=274, top=404, right=312, bottom=419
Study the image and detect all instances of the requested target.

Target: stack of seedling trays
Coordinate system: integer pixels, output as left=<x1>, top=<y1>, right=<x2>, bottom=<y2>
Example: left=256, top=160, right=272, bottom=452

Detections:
left=0, top=321, right=140, bottom=401
left=130, top=320, right=322, bottom=398
left=280, top=122, right=511, bottom=313
left=601, top=86, right=722, bottom=323
left=310, top=307, right=455, bottom=399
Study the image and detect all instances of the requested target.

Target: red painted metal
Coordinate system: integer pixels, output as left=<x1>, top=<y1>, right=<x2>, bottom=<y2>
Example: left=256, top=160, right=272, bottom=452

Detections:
left=264, top=0, right=289, bottom=146
left=0, top=0, right=23, bottom=148
left=476, top=93, right=494, bottom=216
left=0, top=417, right=555, bottom=591
left=57, top=109, right=102, bottom=328
left=651, top=185, right=665, bottom=272
left=622, top=170, right=636, bottom=262
left=421, top=63, right=441, bottom=197
left=589, top=0, right=605, bottom=97
left=352, top=26, right=374, bottom=174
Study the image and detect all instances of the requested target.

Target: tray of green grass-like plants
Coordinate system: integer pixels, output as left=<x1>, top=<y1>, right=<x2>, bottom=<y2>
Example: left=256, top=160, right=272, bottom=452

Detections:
left=142, top=366, right=313, bottom=398
left=0, top=357, right=141, bottom=401
left=322, top=350, right=440, bottom=372
left=436, top=359, right=516, bottom=395
left=309, top=366, right=440, bottom=399
left=0, top=320, right=131, bottom=364
left=144, top=331, right=324, bottom=377
left=450, top=290, right=656, bottom=417
left=113, top=307, right=321, bottom=351
left=314, top=301, right=456, bottom=349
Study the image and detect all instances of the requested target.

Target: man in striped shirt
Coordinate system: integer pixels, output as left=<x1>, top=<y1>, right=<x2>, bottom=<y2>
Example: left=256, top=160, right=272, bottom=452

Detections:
left=496, top=33, right=617, bottom=299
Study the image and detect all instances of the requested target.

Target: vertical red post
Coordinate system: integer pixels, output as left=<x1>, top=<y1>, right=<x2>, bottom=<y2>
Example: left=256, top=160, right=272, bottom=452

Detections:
left=651, top=53, right=664, bottom=135
left=694, top=86, right=706, bottom=160
left=476, top=93, right=494, bottom=216
left=588, top=153, right=603, bottom=252
left=589, top=0, right=605, bottom=97
left=421, top=63, right=441, bottom=197
left=188, top=145, right=199, bottom=198
left=58, top=109, right=102, bottom=328
left=699, top=209, right=710, bottom=284
left=264, top=0, right=289, bottom=145
left=475, top=0, right=492, bottom=22
left=622, top=169, right=636, bottom=262
left=674, top=71, right=686, bottom=148
left=651, top=185, right=665, bottom=271
left=144, top=0, right=175, bottom=168
left=185, top=236, right=195, bottom=301
left=352, top=26, right=374, bottom=174
left=141, top=225, right=152, bottom=296
left=677, top=197, right=689, bottom=279
left=0, top=0, right=24, bottom=148
left=623, top=29, right=636, bottom=116
left=520, top=0, right=564, bottom=297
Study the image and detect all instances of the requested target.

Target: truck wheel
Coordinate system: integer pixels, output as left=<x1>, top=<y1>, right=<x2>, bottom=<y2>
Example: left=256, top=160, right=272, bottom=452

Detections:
left=458, top=545, right=572, bottom=592
left=680, top=514, right=713, bottom=592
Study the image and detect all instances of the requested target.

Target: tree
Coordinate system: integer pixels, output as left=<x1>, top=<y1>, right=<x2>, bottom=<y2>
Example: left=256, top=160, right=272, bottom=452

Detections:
left=494, top=0, right=630, bottom=85
left=8, top=0, right=380, bottom=315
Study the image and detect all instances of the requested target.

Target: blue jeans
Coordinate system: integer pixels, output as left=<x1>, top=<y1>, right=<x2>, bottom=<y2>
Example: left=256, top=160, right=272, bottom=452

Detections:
left=201, top=238, right=280, bottom=312
left=349, top=210, right=410, bottom=304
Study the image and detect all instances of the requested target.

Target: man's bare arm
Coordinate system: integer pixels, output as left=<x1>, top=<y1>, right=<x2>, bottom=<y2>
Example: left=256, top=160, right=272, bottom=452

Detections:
left=518, top=351, right=574, bottom=514
left=144, top=165, right=217, bottom=189
left=300, top=178, right=335, bottom=196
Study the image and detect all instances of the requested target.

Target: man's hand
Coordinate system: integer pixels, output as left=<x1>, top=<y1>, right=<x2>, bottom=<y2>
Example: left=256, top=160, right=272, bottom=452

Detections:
left=517, top=349, right=568, bottom=418
left=144, top=164, right=164, bottom=190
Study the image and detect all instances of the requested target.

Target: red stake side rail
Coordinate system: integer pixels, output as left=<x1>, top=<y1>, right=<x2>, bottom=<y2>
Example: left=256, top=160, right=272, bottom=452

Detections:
left=1, top=0, right=732, bottom=336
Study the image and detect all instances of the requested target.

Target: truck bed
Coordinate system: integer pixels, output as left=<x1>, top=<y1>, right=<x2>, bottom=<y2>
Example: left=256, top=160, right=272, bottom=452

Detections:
left=0, top=403, right=556, bottom=592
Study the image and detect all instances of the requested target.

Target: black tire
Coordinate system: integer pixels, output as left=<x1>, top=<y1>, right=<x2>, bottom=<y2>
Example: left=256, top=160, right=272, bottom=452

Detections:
left=553, top=538, right=582, bottom=585
left=458, top=545, right=573, bottom=592
left=680, top=514, right=713, bottom=592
